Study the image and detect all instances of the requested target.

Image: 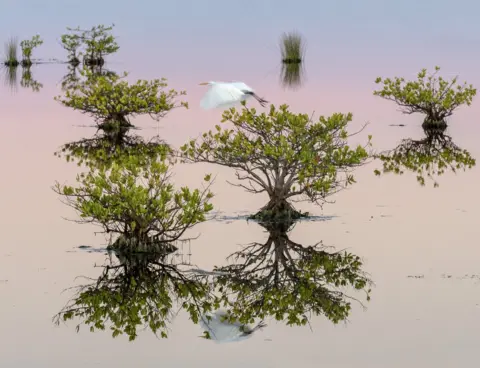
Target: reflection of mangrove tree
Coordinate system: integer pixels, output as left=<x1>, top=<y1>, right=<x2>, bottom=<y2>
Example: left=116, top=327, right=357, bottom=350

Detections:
left=55, top=69, right=188, bottom=132
left=20, top=66, right=43, bottom=92
left=54, top=248, right=213, bottom=340
left=54, top=131, right=168, bottom=169
left=60, top=64, right=117, bottom=92
left=182, top=104, right=371, bottom=222
left=374, top=123, right=476, bottom=187
left=53, top=145, right=214, bottom=252
left=209, top=221, right=372, bottom=328
left=2, top=64, right=42, bottom=92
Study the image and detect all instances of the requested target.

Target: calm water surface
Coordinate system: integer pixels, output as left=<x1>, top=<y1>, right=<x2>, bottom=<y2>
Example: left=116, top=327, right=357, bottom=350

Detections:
left=1, top=1, right=480, bottom=367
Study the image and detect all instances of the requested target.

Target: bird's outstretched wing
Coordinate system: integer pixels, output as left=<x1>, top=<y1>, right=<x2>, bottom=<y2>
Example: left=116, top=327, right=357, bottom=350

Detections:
left=200, top=83, right=245, bottom=110
left=229, top=81, right=253, bottom=93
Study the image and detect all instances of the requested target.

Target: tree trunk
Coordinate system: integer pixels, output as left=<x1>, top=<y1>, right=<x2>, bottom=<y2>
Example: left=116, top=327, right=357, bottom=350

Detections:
left=250, top=196, right=307, bottom=222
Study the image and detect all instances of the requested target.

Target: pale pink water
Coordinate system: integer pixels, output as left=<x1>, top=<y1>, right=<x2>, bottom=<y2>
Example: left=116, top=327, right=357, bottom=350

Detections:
left=1, top=46, right=480, bottom=368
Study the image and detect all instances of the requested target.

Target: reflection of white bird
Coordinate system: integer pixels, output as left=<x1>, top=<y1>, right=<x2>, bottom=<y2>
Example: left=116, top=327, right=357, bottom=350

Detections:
left=199, top=310, right=267, bottom=343
left=199, top=81, right=268, bottom=110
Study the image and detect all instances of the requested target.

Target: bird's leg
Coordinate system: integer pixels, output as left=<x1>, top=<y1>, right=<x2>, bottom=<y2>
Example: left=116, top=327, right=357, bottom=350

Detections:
left=252, top=93, right=268, bottom=107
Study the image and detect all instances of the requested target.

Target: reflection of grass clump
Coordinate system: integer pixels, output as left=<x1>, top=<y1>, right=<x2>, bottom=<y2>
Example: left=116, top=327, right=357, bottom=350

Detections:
left=2, top=65, right=18, bottom=92
left=4, top=37, right=19, bottom=67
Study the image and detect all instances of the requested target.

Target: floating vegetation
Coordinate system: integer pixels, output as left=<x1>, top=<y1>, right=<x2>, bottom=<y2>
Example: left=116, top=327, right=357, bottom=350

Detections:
left=374, top=122, right=476, bottom=187
left=3, top=37, right=19, bottom=67
left=279, top=31, right=306, bottom=89
left=181, top=104, right=372, bottom=222
left=374, top=66, right=477, bottom=126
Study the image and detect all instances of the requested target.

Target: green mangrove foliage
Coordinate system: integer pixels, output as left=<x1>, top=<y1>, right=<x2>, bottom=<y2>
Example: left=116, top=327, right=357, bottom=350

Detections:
left=209, top=220, right=372, bottom=328
left=54, top=133, right=170, bottom=170
left=53, top=145, right=214, bottom=251
left=54, top=249, right=214, bottom=341
left=374, top=123, right=475, bottom=187
left=4, top=37, right=19, bottom=66
left=20, top=66, right=43, bottom=92
left=62, top=24, right=119, bottom=66
left=54, top=70, right=188, bottom=131
left=19, top=35, right=43, bottom=66
left=373, top=66, right=477, bottom=125
left=181, top=103, right=371, bottom=222
left=60, top=32, right=82, bottom=65
left=280, top=31, right=305, bottom=89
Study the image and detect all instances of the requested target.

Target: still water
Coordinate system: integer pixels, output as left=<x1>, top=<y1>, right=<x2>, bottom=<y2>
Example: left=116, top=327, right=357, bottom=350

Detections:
left=1, top=1, right=480, bottom=367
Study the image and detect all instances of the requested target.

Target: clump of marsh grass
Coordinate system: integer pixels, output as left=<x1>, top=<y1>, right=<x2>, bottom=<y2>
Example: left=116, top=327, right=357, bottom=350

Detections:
left=4, top=37, right=19, bottom=67
left=279, top=32, right=306, bottom=89
left=280, top=32, right=305, bottom=64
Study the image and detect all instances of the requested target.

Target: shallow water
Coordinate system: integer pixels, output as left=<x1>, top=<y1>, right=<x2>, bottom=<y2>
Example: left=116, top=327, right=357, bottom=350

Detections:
left=2, top=1, right=480, bottom=367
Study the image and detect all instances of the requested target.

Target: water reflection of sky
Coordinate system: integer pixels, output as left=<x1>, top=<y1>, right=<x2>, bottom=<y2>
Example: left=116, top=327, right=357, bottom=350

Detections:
left=2, top=1, right=480, bottom=367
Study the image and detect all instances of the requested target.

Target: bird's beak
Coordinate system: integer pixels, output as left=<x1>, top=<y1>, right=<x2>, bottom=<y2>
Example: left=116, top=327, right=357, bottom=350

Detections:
left=199, top=82, right=209, bottom=85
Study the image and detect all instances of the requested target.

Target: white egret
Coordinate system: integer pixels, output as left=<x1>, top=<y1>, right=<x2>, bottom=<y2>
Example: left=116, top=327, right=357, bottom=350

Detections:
left=199, top=81, right=268, bottom=110
left=199, top=310, right=267, bottom=343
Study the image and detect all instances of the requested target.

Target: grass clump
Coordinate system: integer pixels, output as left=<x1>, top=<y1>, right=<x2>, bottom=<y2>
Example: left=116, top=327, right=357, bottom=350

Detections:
left=4, top=37, right=19, bottom=67
left=280, top=31, right=305, bottom=64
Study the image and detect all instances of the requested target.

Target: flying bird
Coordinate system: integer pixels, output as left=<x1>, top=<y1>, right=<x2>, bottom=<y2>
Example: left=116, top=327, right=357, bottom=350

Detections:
left=199, top=81, right=268, bottom=110
left=199, top=310, right=267, bottom=343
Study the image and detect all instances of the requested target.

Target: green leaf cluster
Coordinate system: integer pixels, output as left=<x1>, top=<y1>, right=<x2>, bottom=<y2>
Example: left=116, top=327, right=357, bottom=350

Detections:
left=54, top=69, right=188, bottom=128
left=373, top=66, right=476, bottom=122
left=53, top=146, right=214, bottom=247
left=181, top=104, right=371, bottom=215
left=62, top=24, right=119, bottom=64
left=60, top=33, right=82, bottom=63
left=19, top=35, right=43, bottom=65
